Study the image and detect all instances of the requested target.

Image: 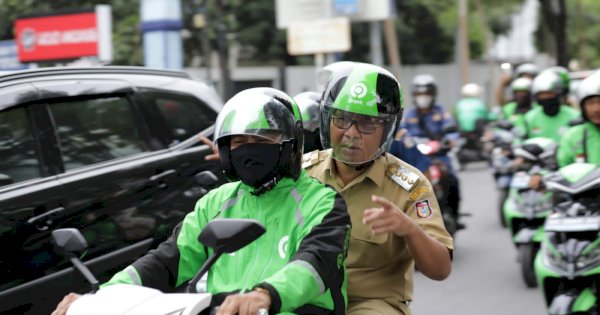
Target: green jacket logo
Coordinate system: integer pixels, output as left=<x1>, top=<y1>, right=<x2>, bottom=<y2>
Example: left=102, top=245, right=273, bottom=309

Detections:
left=278, top=235, right=289, bottom=259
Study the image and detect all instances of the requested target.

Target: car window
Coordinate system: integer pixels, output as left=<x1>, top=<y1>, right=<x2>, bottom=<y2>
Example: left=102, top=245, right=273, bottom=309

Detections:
left=48, top=96, right=148, bottom=171
left=0, top=107, right=41, bottom=186
left=154, top=93, right=217, bottom=145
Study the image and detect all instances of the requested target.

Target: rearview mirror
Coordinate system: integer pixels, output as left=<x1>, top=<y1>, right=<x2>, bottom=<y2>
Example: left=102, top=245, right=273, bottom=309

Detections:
left=198, top=219, right=265, bottom=253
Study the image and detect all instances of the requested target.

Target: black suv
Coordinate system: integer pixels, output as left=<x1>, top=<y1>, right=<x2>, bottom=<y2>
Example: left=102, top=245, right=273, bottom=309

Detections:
left=0, top=66, right=224, bottom=314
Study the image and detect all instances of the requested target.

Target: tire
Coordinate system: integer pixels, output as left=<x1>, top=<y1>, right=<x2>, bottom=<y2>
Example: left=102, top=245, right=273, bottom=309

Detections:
left=519, top=244, right=538, bottom=288
left=498, top=189, right=508, bottom=228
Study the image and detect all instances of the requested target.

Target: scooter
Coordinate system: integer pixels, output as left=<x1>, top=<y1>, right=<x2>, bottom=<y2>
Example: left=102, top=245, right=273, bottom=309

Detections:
left=485, top=120, right=518, bottom=227
left=52, top=218, right=266, bottom=315
left=534, top=163, right=600, bottom=315
left=502, top=137, right=557, bottom=288
left=414, top=136, right=466, bottom=237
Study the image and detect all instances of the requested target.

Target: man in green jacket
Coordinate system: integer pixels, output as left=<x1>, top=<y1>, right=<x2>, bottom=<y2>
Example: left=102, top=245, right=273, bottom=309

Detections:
left=52, top=88, right=351, bottom=315
left=501, top=77, right=535, bottom=131
left=520, top=69, right=580, bottom=141
left=557, top=71, right=600, bottom=167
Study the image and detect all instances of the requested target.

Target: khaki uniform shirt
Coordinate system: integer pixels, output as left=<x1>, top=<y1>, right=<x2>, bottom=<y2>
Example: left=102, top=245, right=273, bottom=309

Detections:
left=303, top=150, right=454, bottom=314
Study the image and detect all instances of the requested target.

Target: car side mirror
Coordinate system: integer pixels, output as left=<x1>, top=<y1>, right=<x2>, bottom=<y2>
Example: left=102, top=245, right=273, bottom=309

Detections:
left=51, top=228, right=99, bottom=292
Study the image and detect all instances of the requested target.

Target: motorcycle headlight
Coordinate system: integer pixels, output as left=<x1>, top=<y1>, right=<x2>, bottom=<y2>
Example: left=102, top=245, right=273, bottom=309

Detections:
left=576, top=246, right=600, bottom=270
left=542, top=242, right=567, bottom=270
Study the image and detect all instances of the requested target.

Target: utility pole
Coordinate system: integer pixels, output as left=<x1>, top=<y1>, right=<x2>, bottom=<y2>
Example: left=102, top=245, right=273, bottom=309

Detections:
left=215, top=0, right=233, bottom=99
left=458, top=0, right=470, bottom=86
left=383, top=18, right=402, bottom=80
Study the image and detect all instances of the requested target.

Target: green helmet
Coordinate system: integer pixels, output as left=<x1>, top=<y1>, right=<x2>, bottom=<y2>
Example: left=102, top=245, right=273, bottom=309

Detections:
left=576, top=70, right=600, bottom=121
left=541, top=66, right=570, bottom=96
left=510, top=77, right=532, bottom=92
left=320, top=63, right=403, bottom=165
left=532, top=70, right=564, bottom=98
left=214, top=87, right=304, bottom=181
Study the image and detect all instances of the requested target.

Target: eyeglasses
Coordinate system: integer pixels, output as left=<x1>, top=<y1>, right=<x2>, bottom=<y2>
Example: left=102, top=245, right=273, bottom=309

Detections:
left=331, top=114, right=385, bottom=134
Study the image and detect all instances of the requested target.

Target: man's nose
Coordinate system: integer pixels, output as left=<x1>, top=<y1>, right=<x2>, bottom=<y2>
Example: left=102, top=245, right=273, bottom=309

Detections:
left=343, top=122, right=362, bottom=138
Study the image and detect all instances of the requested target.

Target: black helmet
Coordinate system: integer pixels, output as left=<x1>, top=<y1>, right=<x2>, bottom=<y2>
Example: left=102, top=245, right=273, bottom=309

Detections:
left=214, top=87, right=304, bottom=182
left=320, top=63, right=403, bottom=165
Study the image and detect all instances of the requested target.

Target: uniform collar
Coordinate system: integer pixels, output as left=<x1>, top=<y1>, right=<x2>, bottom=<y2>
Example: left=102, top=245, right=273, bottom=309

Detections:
left=322, top=153, right=386, bottom=189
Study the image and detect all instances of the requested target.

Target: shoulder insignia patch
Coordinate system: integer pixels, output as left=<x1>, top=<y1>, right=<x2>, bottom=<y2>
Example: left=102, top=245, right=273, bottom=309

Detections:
left=415, top=200, right=433, bottom=219
left=386, top=163, right=420, bottom=191
left=432, top=113, right=442, bottom=121
left=302, top=150, right=325, bottom=169
left=409, top=186, right=430, bottom=201
left=408, top=117, right=418, bottom=123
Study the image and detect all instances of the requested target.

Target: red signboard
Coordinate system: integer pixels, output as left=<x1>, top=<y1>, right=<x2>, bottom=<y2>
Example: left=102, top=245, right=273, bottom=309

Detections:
left=15, top=12, right=99, bottom=62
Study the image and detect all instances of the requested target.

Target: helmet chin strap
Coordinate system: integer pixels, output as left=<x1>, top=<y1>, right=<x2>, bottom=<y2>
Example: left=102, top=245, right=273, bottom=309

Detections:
left=251, top=176, right=280, bottom=196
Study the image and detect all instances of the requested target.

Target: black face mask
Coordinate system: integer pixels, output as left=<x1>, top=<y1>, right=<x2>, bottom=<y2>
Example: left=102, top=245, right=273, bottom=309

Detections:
left=230, top=143, right=281, bottom=188
left=538, top=96, right=561, bottom=116
left=514, top=94, right=532, bottom=112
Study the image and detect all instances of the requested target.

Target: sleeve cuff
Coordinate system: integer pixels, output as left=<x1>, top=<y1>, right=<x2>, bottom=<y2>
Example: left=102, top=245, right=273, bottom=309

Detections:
left=254, top=282, right=281, bottom=314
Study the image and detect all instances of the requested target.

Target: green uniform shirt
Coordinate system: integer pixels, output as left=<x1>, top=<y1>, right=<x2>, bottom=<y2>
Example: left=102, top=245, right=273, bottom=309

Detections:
left=103, top=171, right=351, bottom=314
left=303, top=150, right=453, bottom=315
left=453, top=97, right=488, bottom=132
left=521, top=105, right=580, bottom=141
left=557, top=122, right=600, bottom=167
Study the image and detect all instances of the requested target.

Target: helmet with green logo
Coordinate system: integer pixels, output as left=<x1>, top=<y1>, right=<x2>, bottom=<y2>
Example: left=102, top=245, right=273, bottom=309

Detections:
left=320, top=63, right=403, bottom=165
left=511, top=77, right=532, bottom=92
left=532, top=70, right=564, bottom=98
left=577, top=70, right=600, bottom=121
left=214, top=87, right=304, bottom=181
left=541, top=66, right=570, bottom=96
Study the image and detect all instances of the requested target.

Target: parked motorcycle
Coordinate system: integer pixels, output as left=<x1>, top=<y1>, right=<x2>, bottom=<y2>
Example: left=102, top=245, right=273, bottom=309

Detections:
left=51, top=219, right=265, bottom=315
left=502, top=137, right=558, bottom=287
left=534, top=163, right=599, bottom=315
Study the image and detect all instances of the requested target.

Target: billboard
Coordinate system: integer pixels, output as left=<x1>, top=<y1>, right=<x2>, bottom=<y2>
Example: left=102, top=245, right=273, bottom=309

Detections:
left=14, top=5, right=112, bottom=63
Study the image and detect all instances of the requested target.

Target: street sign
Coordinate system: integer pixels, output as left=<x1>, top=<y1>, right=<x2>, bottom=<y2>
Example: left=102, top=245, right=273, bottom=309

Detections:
left=14, top=5, right=112, bottom=63
left=276, top=0, right=395, bottom=29
left=287, top=17, right=351, bottom=55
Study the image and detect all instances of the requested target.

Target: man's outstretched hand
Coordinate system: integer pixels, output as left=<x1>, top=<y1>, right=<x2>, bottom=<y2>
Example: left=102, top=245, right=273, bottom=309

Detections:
left=198, top=134, right=220, bottom=161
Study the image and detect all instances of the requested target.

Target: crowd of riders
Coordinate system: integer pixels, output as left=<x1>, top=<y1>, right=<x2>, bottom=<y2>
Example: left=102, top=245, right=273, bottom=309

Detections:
left=52, top=58, right=599, bottom=315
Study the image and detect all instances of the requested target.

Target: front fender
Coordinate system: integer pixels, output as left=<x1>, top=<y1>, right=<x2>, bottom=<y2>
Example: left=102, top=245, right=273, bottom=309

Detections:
left=548, top=288, right=597, bottom=315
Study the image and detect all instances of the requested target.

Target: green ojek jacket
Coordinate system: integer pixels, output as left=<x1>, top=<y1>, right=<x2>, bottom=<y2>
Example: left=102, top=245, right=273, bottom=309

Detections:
left=557, top=122, right=600, bottom=167
left=520, top=105, right=580, bottom=142
left=103, top=171, right=351, bottom=314
left=453, top=97, right=488, bottom=132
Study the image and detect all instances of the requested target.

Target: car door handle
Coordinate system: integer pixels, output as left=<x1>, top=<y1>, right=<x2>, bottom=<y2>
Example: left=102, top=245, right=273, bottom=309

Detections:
left=27, top=206, right=65, bottom=231
left=149, top=169, right=176, bottom=182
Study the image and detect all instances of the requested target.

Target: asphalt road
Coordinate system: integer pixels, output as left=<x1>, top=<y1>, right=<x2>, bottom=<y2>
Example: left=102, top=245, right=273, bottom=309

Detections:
left=411, top=162, right=548, bottom=315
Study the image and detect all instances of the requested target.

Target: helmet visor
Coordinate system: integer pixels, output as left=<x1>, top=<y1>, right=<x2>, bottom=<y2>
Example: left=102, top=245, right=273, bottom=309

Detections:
left=214, top=93, right=295, bottom=146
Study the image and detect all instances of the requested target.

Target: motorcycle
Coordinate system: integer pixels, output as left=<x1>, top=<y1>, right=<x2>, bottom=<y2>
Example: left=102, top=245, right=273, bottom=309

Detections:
left=414, top=135, right=467, bottom=237
left=52, top=218, right=266, bottom=315
left=534, top=163, right=600, bottom=315
left=502, top=137, right=557, bottom=288
left=484, top=120, right=518, bottom=227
